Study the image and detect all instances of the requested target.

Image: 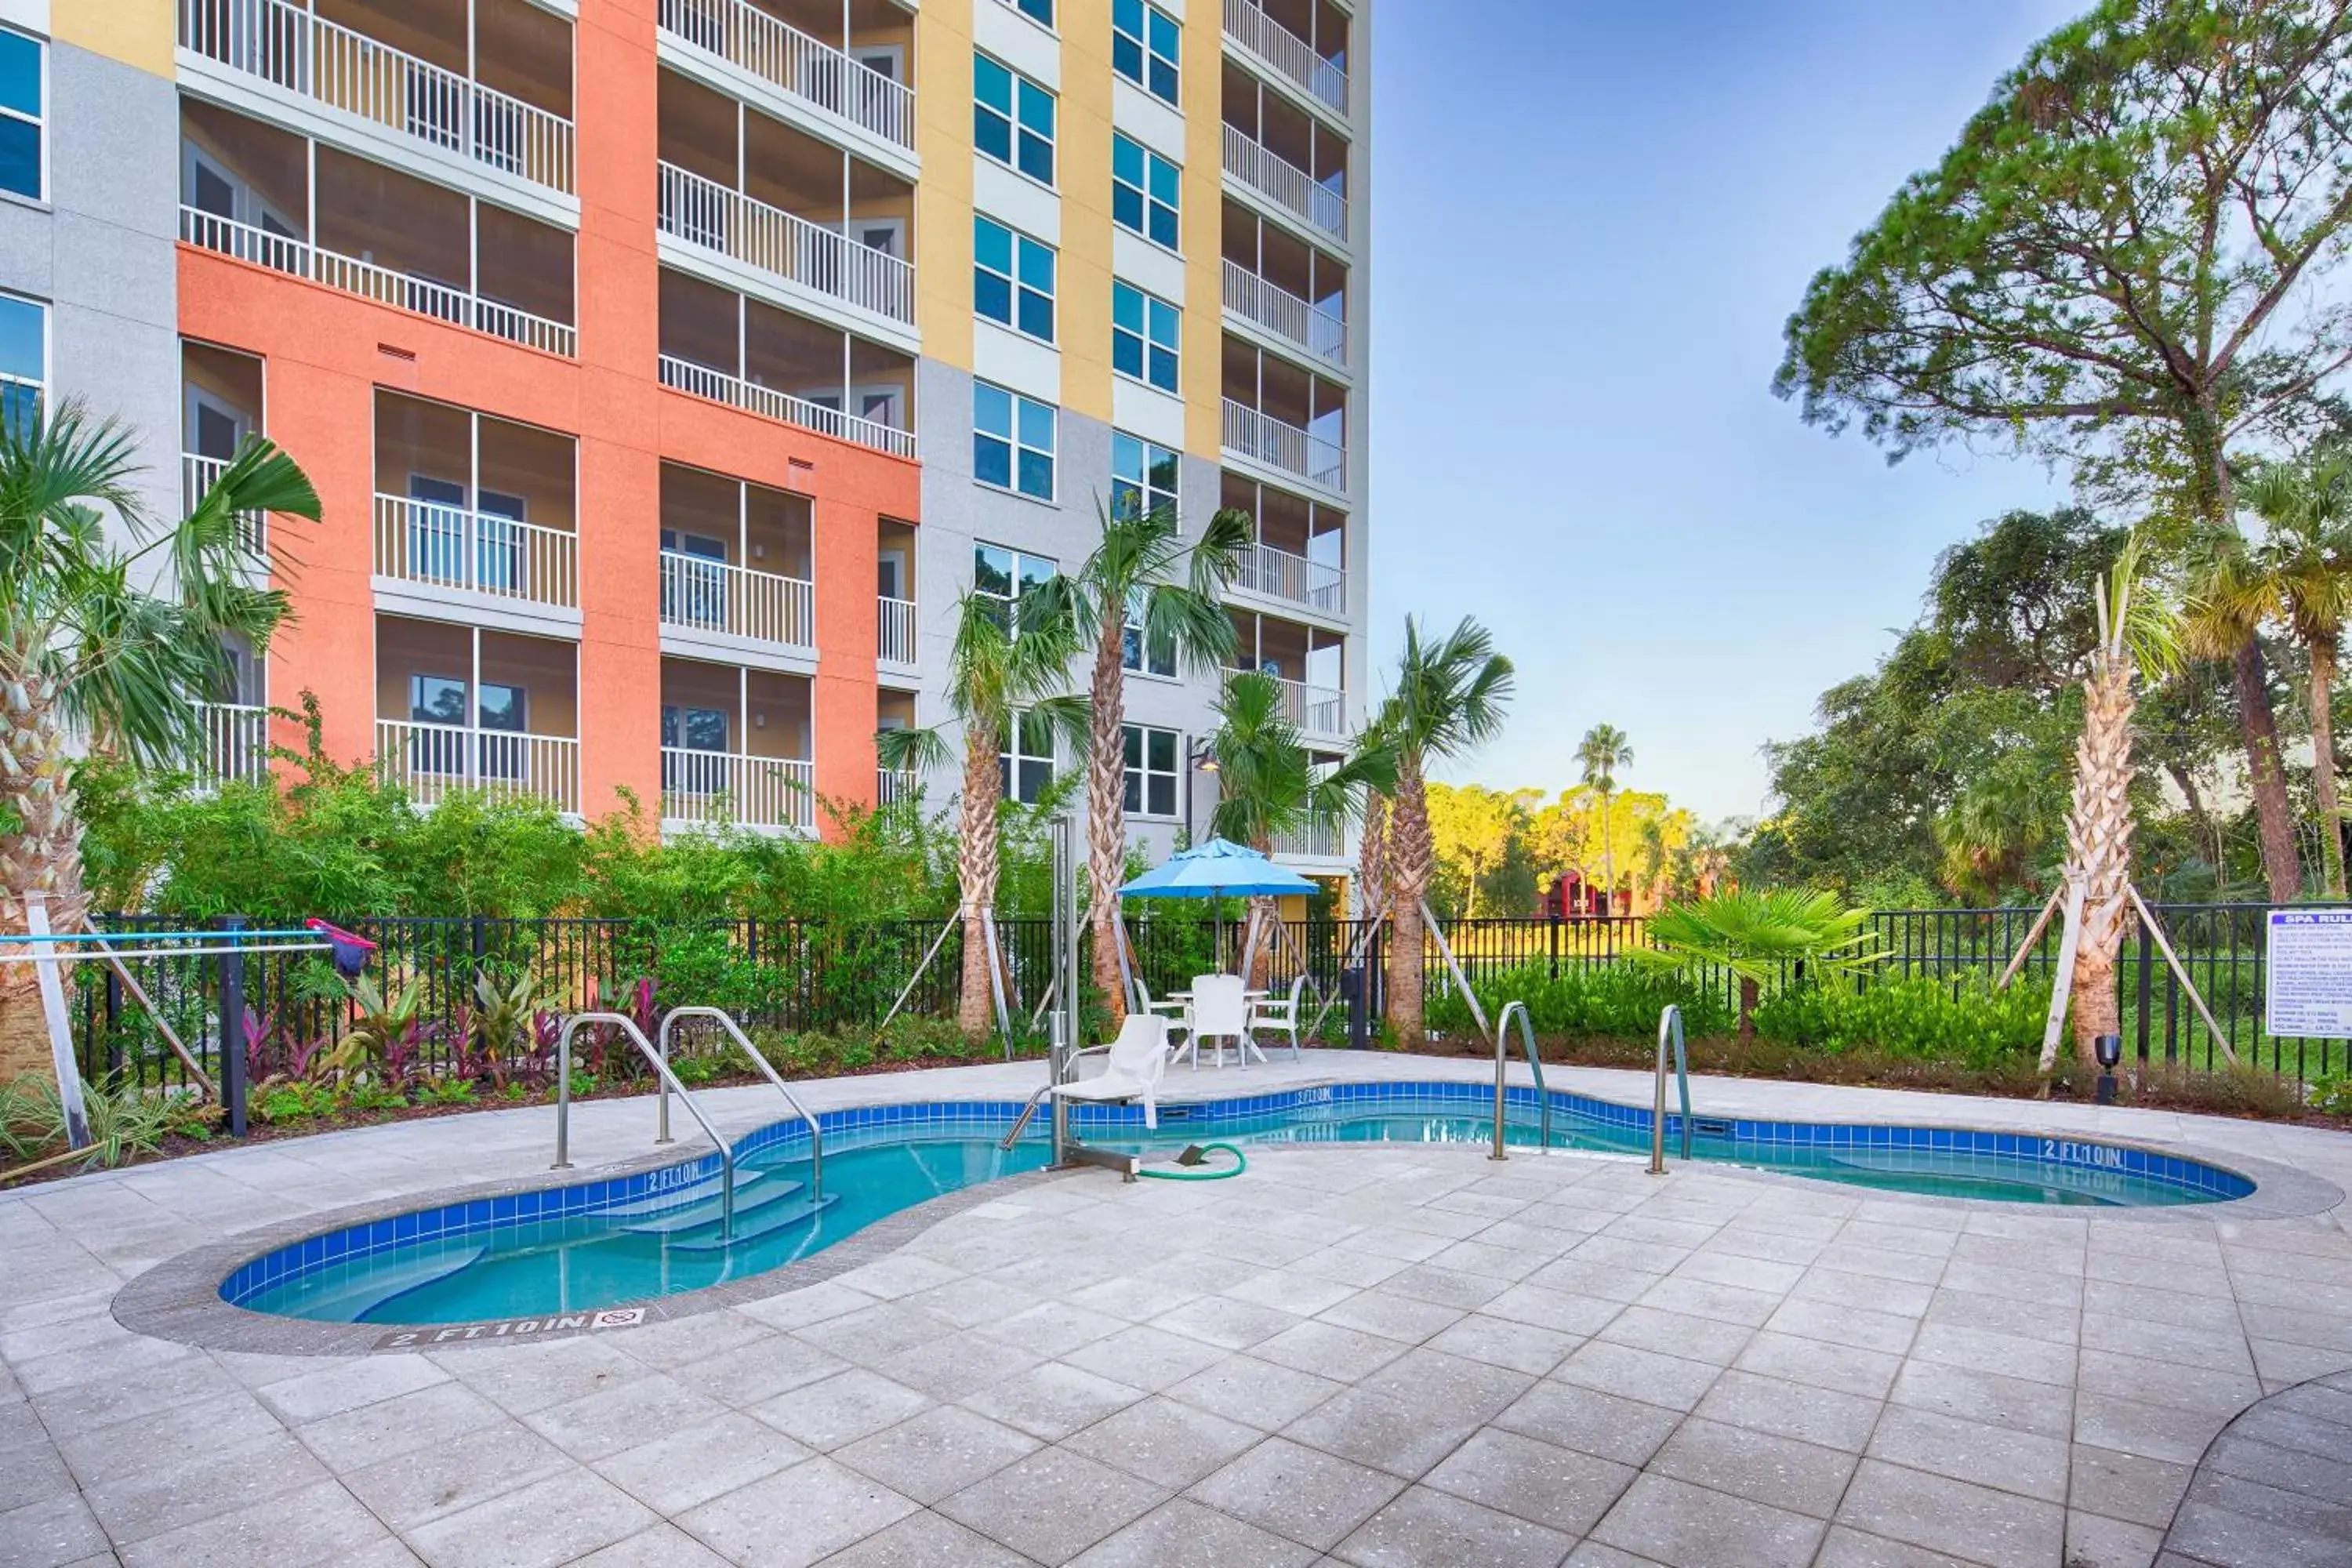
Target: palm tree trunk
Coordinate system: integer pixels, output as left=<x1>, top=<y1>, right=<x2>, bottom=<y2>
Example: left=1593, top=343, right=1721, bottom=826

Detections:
left=2066, top=659, right=2136, bottom=1064
left=2234, top=638, right=2304, bottom=902
left=1086, top=604, right=1131, bottom=1026
left=2312, top=637, right=2346, bottom=900
left=1357, top=793, right=1388, bottom=920
left=1737, top=977, right=1758, bottom=1041
left=0, top=686, right=85, bottom=1084
left=1385, top=753, right=1432, bottom=1046
left=956, top=724, right=1003, bottom=1040
left=1599, top=789, right=1615, bottom=914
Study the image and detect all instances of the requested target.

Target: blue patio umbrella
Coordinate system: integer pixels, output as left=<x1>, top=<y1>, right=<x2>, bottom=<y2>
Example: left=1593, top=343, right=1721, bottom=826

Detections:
left=1120, top=838, right=1314, bottom=973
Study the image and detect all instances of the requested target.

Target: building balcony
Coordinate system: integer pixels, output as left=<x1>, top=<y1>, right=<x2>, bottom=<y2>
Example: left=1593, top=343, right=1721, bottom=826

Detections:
left=659, top=353, right=915, bottom=457
left=1235, top=539, right=1345, bottom=618
left=659, top=550, right=815, bottom=652
left=374, top=494, right=579, bottom=611
left=1222, top=260, right=1345, bottom=372
left=178, top=0, right=576, bottom=197
left=657, top=161, right=914, bottom=327
left=1268, top=674, right=1347, bottom=739
left=1224, top=0, right=1347, bottom=117
left=662, top=748, right=815, bottom=833
left=182, top=452, right=267, bottom=554
left=1274, top=817, right=1345, bottom=861
left=180, top=206, right=577, bottom=357
left=193, top=700, right=270, bottom=785
left=877, top=593, right=916, bottom=668
left=656, top=0, right=914, bottom=155
left=1223, top=122, right=1346, bottom=242
left=376, top=720, right=580, bottom=812
left=876, top=767, right=916, bottom=806
left=1223, top=398, right=1345, bottom=494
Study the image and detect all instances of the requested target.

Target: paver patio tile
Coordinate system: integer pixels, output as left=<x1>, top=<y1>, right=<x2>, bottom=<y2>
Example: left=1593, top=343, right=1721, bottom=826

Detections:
left=1889, top=1359, right=2074, bottom=1439
left=2070, top=1442, right=2194, bottom=1529
left=733, top=1281, right=884, bottom=1334
left=426, top=1334, right=644, bottom=1418
left=1327, top=1228, right=1450, bottom=1265
left=1524, top=1258, right=1666, bottom=1305
left=962, top=1362, right=1148, bottom=1442
left=980, top=1301, right=1131, bottom=1357
left=808, top=1509, right=1033, bottom=1567
left=937, top=1446, right=1170, bottom=1563
left=831, top=1254, right=964, bottom=1301
left=1588, top=1471, right=1826, bottom=1568
left=403, top=1466, right=656, bottom=1568
left=1332, top=1482, right=1574, bottom=1568
left=1250, top=1319, right=1411, bottom=1381
left=1595, top=1305, right=1754, bottom=1367
left=1493, top=1380, right=1686, bottom=1467
left=1150, top=1295, right=1301, bottom=1351
left=114, top=1476, right=394, bottom=1568
left=795, top=1304, right=964, bottom=1367
left=1064, top=1394, right=1263, bottom=1489
left=1865, top=1404, right=2070, bottom=1502
left=1693, top=1368, right=1882, bottom=1452
left=1421, top=1425, right=1635, bottom=1534
left=1562, top=1542, right=1668, bottom=1567
left=866, top=1331, right=1044, bottom=1403
left=1550, top=1340, right=1725, bottom=1413
left=1922, top=1287, right=2079, bottom=1348
left=678, top=1456, right=920, bottom=1568
left=28, top=1351, right=241, bottom=1439
left=55, top=1387, right=281, bottom=1474
left=523, top=1371, right=730, bottom=1462
left=1785, top=1268, right=1935, bottom=1319
left=1185, top=1435, right=1406, bottom=1551
left=1314, top=1288, right=1466, bottom=1344
left=1811, top=1523, right=1988, bottom=1566
left=1479, top=1283, right=1625, bottom=1337
left=1163, top=1355, right=1342, bottom=1430
left=1283, top=1385, right=1482, bottom=1478
left=2064, top=1509, right=2164, bottom=1568
left=1733, top=1330, right=1903, bottom=1400
left=1065, top=1496, right=1319, bottom=1567
left=339, top=1417, right=571, bottom=1529
left=256, top=1353, right=452, bottom=1425
left=1812, top=1244, right=1948, bottom=1286
left=2073, top=1391, right=2233, bottom=1465
left=294, top=1380, right=510, bottom=1471
left=1835, top=1458, right=2067, bottom=1568
left=0, top=1493, right=111, bottom=1568
left=831, top=1405, right=1039, bottom=1504
left=568, top=1523, right=732, bottom=1566
left=1062, top=1324, right=1230, bottom=1393
left=2085, top=1279, right=2245, bottom=1335
left=2079, top=1347, right=2263, bottom=1416
left=1649, top=1414, right=1858, bottom=1518
left=667, top=1334, right=850, bottom=1406
left=1379, top=1263, right=1513, bottom=1311
left=753, top=1368, right=934, bottom=1451
left=593, top=1409, right=812, bottom=1515
left=1424, top=1311, right=1582, bottom=1374
left=81, top=1428, right=329, bottom=1544
left=1908, top=1322, right=2079, bottom=1387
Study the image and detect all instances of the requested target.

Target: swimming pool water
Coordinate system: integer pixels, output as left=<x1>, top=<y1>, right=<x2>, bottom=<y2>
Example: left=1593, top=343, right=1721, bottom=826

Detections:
left=227, top=1087, right=2254, bottom=1325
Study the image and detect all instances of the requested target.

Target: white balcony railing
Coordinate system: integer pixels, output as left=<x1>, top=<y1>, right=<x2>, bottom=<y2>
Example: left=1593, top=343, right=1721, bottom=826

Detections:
left=1254, top=673, right=1347, bottom=739
left=659, top=550, right=815, bottom=649
left=659, top=354, right=916, bottom=458
left=182, top=452, right=267, bottom=554
left=194, top=701, right=270, bottom=784
left=877, top=593, right=917, bottom=666
left=374, top=494, right=579, bottom=609
left=876, top=768, right=916, bottom=807
left=1224, top=0, right=1348, bottom=116
left=1222, top=260, right=1345, bottom=371
left=1236, top=541, right=1345, bottom=616
left=659, top=163, right=915, bottom=326
left=179, top=0, right=576, bottom=194
left=181, top=207, right=578, bottom=357
left=1274, top=817, right=1345, bottom=860
left=1222, top=123, right=1347, bottom=241
left=1223, top=399, right=1346, bottom=493
left=656, top=0, right=914, bottom=151
left=661, top=748, right=815, bottom=832
left=376, top=720, right=579, bottom=812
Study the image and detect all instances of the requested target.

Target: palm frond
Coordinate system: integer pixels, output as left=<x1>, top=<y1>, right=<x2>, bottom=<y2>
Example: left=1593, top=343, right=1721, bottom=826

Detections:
left=875, top=724, right=953, bottom=775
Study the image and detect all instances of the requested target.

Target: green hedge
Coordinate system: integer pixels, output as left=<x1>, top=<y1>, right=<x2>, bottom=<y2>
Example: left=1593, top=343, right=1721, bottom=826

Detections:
left=1753, top=971, right=2044, bottom=1067
left=1427, top=964, right=1735, bottom=1040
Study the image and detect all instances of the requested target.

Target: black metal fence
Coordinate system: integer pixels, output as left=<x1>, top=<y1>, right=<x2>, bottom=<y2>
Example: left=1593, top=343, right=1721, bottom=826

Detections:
left=64, top=902, right=2350, bottom=1098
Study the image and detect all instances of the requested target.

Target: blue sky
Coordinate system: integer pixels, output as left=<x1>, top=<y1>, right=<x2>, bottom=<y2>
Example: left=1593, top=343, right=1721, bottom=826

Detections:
left=1367, top=0, right=2088, bottom=822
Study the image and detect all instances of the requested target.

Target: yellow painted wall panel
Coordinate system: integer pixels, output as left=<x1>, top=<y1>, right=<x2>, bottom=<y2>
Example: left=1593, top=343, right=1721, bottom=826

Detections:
left=915, top=0, right=976, bottom=371
left=1184, top=39, right=1224, bottom=460
left=1058, top=4, right=1115, bottom=427
left=56, top=0, right=175, bottom=76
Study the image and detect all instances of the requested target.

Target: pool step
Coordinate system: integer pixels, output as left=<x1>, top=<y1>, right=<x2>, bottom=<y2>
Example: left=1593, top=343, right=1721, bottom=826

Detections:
left=619, top=1178, right=806, bottom=1236
left=599, top=1168, right=769, bottom=1219
left=310, top=1240, right=490, bottom=1322
left=667, top=1191, right=842, bottom=1254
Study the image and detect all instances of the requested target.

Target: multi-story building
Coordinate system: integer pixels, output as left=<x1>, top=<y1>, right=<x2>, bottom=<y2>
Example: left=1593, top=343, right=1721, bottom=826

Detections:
left=20, top=0, right=1369, bottom=883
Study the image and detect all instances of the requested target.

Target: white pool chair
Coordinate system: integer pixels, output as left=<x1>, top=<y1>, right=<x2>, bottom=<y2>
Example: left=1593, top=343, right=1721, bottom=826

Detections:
left=1179, top=975, right=1257, bottom=1069
left=1249, top=975, right=1308, bottom=1062
left=1051, top=1014, right=1171, bottom=1129
left=1129, top=975, right=1192, bottom=1055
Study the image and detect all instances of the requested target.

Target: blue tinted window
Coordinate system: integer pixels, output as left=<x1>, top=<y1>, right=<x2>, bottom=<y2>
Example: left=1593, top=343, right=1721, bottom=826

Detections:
left=975, top=216, right=1012, bottom=275
left=0, top=117, right=36, bottom=202
left=0, top=293, right=42, bottom=385
left=0, top=30, right=39, bottom=120
left=1017, top=397, right=1055, bottom=454
left=975, top=380, right=1012, bottom=437
left=1112, top=135, right=1179, bottom=251
left=975, top=55, right=1012, bottom=113
left=1017, top=448, right=1054, bottom=500
left=1016, top=288, right=1052, bottom=341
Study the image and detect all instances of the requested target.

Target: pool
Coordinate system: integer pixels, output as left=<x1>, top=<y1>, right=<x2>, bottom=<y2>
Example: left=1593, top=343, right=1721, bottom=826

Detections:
left=223, top=1081, right=2255, bottom=1325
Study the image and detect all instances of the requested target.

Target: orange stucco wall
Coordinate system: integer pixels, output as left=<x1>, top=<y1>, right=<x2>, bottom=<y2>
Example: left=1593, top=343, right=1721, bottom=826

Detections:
left=176, top=0, right=917, bottom=834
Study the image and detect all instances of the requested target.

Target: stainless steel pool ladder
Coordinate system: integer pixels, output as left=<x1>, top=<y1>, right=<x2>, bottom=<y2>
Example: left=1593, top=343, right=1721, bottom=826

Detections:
left=1487, top=1000, right=1552, bottom=1162
left=552, top=1012, right=738, bottom=1240
left=1000, top=1083, right=1050, bottom=1152
left=1649, top=1004, right=1693, bottom=1174
left=658, top=1006, right=823, bottom=1198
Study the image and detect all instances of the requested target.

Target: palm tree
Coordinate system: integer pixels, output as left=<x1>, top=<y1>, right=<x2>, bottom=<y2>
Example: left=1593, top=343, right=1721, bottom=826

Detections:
left=876, top=586, right=1087, bottom=1037
left=2194, top=457, right=2352, bottom=898
left=1, top=402, right=320, bottom=1082
left=1066, top=498, right=1251, bottom=1022
left=1377, top=617, right=1514, bottom=1047
left=1575, top=724, right=1633, bottom=911
left=1641, top=888, right=1880, bottom=1040
left=1635, top=816, right=1668, bottom=912
left=1206, top=672, right=1396, bottom=981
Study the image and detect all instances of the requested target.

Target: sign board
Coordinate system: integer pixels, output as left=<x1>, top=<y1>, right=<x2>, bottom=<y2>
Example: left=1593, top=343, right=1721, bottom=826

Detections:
left=2265, top=909, right=2352, bottom=1040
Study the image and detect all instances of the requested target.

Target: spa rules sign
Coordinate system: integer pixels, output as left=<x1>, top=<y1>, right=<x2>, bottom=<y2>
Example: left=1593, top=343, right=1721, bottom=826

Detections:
left=2265, top=909, right=2352, bottom=1040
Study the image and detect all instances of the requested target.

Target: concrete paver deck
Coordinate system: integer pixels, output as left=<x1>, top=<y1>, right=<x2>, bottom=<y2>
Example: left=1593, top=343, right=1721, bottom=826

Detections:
left=3, top=1051, right=2350, bottom=1567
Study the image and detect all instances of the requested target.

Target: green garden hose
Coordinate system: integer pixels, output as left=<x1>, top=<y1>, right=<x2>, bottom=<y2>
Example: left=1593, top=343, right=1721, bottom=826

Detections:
left=1138, top=1142, right=1247, bottom=1181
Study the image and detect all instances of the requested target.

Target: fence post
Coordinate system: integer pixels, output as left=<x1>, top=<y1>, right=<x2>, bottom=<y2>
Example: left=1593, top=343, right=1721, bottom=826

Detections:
left=216, top=913, right=248, bottom=1138
left=103, top=960, right=123, bottom=1077
left=2134, top=920, right=2152, bottom=1065
left=1548, top=913, right=1560, bottom=982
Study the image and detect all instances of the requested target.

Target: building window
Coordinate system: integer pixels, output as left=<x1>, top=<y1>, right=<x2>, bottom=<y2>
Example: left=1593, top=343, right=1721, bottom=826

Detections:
left=975, top=53, right=1055, bottom=186
left=1112, top=135, right=1180, bottom=251
left=1112, top=281, right=1181, bottom=393
left=1124, top=724, right=1179, bottom=817
left=1112, top=431, right=1178, bottom=521
left=996, top=0, right=1054, bottom=25
left=1112, top=0, right=1180, bottom=105
left=1002, top=710, right=1057, bottom=804
left=975, top=381, right=1056, bottom=501
left=974, top=216, right=1055, bottom=343
left=0, top=27, right=40, bottom=201
left=975, top=542, right=1056, bottom=628
left=0, top=292, right=43, bottom=435
left=1123, top=592, right=1176, bottom=677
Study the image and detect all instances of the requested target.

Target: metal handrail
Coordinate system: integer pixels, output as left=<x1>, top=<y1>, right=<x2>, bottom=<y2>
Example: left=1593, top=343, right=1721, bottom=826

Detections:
left=1648, top=1004, right=1693, bottom=1174
left=1488, top=1000, right=1551, bottom=1162
left=553, top=1011, right=736, bottom=1237
left=659, top=1006, right=822, bottom=1197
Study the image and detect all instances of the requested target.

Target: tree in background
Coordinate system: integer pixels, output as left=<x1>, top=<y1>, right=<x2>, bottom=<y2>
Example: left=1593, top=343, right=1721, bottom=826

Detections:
left=1379, top=618, right=1514, bottom=1046
left=877, top=587, right=1086, bottom=1037
left=2184, top=455, right=2352, bottom=897
left=0, top=404, right=319, bottom=1083
left=1424, top=783, right=1538, bottom=918
left=1575, top=724, right=1634, bottom=906
left=1776, top=0, right=2352, bottom=903
left=1067, top=499, right=1250, bottom=1024
left=1528, top=786, right=1697, bottom=913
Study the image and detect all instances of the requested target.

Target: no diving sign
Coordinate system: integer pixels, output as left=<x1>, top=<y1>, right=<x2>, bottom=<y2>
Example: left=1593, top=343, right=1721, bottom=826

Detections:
left=2265, top=909, right=2352, bottom=1040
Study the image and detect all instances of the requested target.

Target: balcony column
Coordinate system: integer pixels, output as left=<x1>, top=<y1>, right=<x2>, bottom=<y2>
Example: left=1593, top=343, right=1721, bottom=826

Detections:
left=812, top=490, right=879, bottom=818
left=256, top=360, right=376, bottom=771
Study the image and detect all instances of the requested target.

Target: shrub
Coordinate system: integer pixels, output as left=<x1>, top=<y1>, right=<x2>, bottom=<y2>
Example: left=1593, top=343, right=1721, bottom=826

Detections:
left=1428, top=964, right=1733, bottom=1041
left=2309, top=1071, right=2352, bottom=1117
left=1754, top=971, right=2044, bottom=1069
left=0, top=1074, right=195, bottom=1172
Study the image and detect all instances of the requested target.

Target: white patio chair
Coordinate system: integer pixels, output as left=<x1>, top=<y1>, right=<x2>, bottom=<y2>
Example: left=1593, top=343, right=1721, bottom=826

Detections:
left=1249, top=975, right=1308, bottom=1062
left=1051, top=1014, right=1170, bottom=1129
left=1129, top=975, right=1192, bottom=1056
left=1178, top=975, right=1256, bottom=1069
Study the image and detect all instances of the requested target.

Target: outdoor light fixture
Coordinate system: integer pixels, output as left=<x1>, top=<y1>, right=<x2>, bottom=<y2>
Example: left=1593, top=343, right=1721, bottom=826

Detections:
left=2095, top=1033, right=2123, bottom=1104
left=1184, top=738, right=1218, bottom=837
